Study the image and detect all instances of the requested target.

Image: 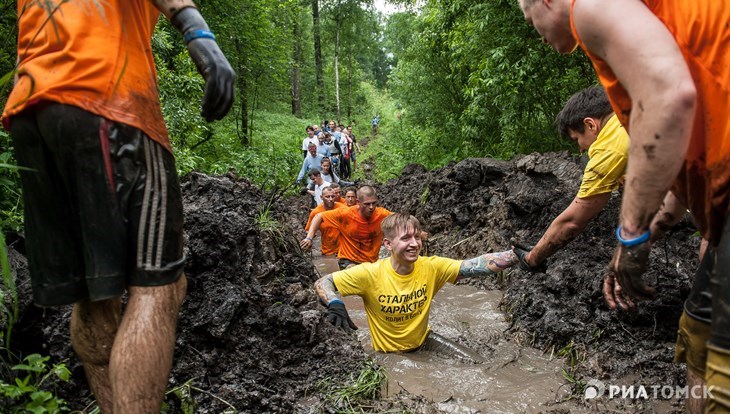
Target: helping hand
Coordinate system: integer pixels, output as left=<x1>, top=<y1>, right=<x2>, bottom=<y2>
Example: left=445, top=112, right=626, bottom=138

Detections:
left=299, top=237, right=313, bottom=250
left=510, top=239, right=545, bottom=273
left=326, top=300, right=358, bottom=333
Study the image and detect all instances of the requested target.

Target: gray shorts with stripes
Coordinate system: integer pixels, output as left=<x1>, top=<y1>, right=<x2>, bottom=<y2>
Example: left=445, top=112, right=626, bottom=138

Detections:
left=10, top=103, right=185, bottom=306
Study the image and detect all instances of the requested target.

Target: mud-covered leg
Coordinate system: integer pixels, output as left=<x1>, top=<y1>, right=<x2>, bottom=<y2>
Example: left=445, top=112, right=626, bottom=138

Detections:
left=71, top=297, right=122, bottom=413
left=109, top=275, right=187, bottom=413
left=686, top=367, right=706, bottom=414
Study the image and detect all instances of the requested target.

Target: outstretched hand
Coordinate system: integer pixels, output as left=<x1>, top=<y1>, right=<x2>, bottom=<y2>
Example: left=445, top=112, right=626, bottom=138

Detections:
left=300, top=238, right=313, bottom=250
left=605, top=241, right=655, bottom=309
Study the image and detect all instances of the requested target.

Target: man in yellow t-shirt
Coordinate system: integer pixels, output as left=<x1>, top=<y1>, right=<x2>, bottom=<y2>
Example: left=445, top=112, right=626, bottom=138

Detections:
left=314, top=213, right=519, bottom=353
left=514, top=86, right=628, bottom=271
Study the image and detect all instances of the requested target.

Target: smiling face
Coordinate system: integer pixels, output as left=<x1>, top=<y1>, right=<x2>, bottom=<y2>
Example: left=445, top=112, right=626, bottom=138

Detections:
left=520, top=0, right=577, bottom=55
left=321, top=160, right=331, bottom=174
left=384, top=224, right=422, bottom=265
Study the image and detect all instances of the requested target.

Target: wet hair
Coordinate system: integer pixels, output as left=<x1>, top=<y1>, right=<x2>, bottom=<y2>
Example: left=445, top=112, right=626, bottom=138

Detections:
left=381, top=213, right=422, bottom=239
left=344, top=186, right=357, bottom=195
left=555, top=85, right=613, bottom=141
left=329, top=182, right=341, bottom=189
left=357, top=185, right=377, bottom=200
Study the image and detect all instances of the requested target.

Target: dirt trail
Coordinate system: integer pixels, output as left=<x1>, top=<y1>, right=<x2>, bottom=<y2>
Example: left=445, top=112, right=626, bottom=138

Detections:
left=4, top=152, right=698, bottom=412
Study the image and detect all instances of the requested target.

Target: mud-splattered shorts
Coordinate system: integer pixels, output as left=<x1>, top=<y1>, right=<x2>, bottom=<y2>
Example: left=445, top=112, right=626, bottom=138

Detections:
left=9, top=103, right=185, bottom=306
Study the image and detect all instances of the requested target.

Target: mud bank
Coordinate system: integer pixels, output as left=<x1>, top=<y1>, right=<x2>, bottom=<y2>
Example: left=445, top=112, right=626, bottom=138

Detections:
left=4, top=152, right=698, bottom=412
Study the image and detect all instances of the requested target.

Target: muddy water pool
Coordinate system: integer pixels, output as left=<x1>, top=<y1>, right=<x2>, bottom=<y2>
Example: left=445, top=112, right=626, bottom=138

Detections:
left=313, top=253, right=576, bottom=413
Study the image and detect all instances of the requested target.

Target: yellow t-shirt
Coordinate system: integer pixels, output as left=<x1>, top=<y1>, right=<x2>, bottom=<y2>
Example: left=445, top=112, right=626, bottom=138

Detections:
left=577, top=114, right=629, bottom=199
left=333, top=256, right=462, bottom=352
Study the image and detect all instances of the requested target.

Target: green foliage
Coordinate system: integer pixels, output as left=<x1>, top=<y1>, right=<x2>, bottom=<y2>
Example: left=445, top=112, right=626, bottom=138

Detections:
left=0, top=354, right=71, bottom=414
left=0, top=131, right=24, bottom=233
left=0, top=232, right=18, bottom=352
left=384, top=0, right=597, bottom=171
left=319, top=359, right=387, bottom=413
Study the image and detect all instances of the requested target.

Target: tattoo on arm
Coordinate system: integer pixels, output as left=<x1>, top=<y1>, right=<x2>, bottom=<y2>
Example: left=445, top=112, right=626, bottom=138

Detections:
left=458, top=250, right=518, bottom=279
left=314, top=274, right=341, bottom=305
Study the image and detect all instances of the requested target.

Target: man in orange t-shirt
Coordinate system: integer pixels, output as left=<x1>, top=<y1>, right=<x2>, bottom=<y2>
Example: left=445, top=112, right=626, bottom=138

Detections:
left=305, top=187, right=346, bottom=256
left=2, top=1, right=234, bottom=412
left=301, top=185, right=392, bottom=269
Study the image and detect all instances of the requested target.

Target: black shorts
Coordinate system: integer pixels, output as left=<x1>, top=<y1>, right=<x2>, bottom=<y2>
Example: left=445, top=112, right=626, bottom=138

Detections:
left=10, top=103, right=185, bottom=306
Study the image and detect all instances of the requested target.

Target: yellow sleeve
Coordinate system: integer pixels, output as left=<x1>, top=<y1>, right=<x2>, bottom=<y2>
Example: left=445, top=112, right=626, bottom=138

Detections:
left=577, top=148, right=627, bottom=198
left=332, top=262, right=374, bottom=297
left=423, top=256, right=463, bottom=291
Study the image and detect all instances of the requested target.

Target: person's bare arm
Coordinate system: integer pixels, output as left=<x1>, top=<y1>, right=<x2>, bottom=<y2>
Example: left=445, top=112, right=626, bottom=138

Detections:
left=527, top=193, right=611, bottom=265
left=151, top=0, right=195, bottom=19
left=648, top=191, right=687, bottom=242
left=456, top=250, right=518, bottom=281
left=314, top=274, right=341, bottom=304
left=300, top=213, right=323, bottom=249
left=574, top=0, right=696, bottom=237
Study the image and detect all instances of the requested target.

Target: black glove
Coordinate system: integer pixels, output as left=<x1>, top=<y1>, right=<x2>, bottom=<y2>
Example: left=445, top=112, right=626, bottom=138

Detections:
left=511, top=239, right=546, bottom=273
left=300, top=187, right=309, bottom=195
left=327, top=300, right=358, bottom=333
left=171, top=7, right=235, bottom=122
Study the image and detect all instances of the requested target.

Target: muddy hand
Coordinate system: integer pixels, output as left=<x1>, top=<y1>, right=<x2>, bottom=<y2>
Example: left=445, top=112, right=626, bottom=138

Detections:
left=326, top=300, right=357, bottom=333
left=510, top=238, right=545, bottom=273
left=608, top=241, right=655, bottom=303
left=603, top=271, right=636, bottom=311
left=300, top=237, right=313, bottom=250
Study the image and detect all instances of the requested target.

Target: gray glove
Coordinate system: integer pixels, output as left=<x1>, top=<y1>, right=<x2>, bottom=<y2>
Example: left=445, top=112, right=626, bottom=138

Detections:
left=171, top=7, right=235, bottom=122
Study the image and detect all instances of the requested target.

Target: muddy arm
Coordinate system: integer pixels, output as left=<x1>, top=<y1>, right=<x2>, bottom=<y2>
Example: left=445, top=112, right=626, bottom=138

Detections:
left=457, top=250, right=518, bottom=281
left=527, top=193, right=611, bottom=266
left=150, top=0, right=196, bottom=19
left=300, top=213, right=323, bottom=250
left=314, top=274, right=342, bottom=305
left=648, top=191, right=686, bottom=243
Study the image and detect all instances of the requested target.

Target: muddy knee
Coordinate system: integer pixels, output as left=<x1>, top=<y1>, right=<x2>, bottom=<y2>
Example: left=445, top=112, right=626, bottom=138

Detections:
left=71, top=298, right=121, bottom=365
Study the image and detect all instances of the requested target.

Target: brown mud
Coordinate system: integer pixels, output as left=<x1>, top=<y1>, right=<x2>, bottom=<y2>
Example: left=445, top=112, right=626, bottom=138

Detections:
left=4, top=152, right=698, bottom=412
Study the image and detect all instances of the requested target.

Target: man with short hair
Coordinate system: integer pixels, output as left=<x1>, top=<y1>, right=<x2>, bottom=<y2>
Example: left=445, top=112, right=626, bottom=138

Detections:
left=514, top=86, right=628, bottom=270
left=300, top=185, right=391, bottom=269
left=344, top=187, right=358, bottom=207
left=296, top=143, right=325, bottom=184
left=306, top=168, right=331, bottom=206
left=301, top=126, right=318, bottom=158
left=518, top=0, right=730, bottom=411
left=314, top=213, right=518, bottom=354
left=2, top=1, right=234, bottom=412
left=305, top=187, right=346, bottom=256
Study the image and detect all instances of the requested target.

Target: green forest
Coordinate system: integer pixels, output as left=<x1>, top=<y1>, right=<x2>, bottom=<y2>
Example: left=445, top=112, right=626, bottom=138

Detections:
left=0, top=0, right=597, bottom=236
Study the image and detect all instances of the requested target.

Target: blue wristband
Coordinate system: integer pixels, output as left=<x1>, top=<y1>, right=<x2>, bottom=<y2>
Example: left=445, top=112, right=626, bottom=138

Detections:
left=184, top=29, right=216, bottom=43
left=616, top=225, right=650, bottom=247
left=328, top=299, right=344, bottom=306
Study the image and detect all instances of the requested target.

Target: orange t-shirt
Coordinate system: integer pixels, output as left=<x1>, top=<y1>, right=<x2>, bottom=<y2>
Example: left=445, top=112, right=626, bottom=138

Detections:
left=305, top=202, right=346, bottom=255
left=3, top=1, right=171, bottom=152
left=320, top=206, right=392, bottom=263
left=571, top=0, right=730, bottom=244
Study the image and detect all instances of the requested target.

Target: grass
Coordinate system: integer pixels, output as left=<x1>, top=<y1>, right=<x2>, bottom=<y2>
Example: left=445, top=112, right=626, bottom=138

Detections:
left=319, top=359, right=387, bottom=413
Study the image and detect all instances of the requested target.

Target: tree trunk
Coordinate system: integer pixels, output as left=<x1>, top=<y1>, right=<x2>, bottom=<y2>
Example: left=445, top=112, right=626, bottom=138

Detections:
left=234, top=36, right=249, bottom=146
left=291, top=18, right=302, bottom=118
left=334, top=0, right=341, bottom=124
left=312, top=0, right=324, bottom=118
left=347, top=46, right=352, bottom=120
